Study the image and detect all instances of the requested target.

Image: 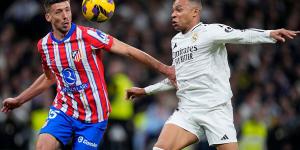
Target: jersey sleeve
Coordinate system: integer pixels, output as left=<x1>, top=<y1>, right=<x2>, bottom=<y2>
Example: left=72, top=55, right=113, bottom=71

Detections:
left=86, top=28, right=114, bottom=51
left=210, top=24, right=277, bottom=44
left=144, top=78, right=175, bottom=94
left=37, top=40, right=49, bottom=72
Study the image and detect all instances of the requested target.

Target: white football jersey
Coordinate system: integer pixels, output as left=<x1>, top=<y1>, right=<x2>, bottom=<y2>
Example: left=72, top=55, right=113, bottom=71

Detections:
left=145, top=22, right=276, bottom=109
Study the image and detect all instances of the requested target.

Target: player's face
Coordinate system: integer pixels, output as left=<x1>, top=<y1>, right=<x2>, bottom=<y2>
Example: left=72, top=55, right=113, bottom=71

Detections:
left=46, top=1, right=72, bottom=34
left=171, top=0, right=197, bottom=33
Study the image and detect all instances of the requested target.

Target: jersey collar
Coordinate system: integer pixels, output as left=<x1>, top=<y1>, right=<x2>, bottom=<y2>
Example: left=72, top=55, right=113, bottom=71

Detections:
left=50, top=23, right=76, bottom=44
left=182, top=22, right=203, bottom=36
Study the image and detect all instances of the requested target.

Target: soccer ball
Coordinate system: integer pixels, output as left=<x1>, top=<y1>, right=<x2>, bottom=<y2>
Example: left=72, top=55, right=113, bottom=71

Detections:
left=82, top=0, right=115, bottom=23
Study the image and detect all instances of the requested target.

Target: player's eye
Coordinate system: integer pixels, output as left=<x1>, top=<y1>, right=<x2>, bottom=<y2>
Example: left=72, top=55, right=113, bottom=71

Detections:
left=55, top=10, right=62, bottom=14
left=175, top=6, right=183, bottom=12
left=65, top=7, right=71, bottom=12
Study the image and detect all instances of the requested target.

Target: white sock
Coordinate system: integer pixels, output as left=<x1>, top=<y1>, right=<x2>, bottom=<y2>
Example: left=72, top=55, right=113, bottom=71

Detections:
left=153, top=147, right=164, bottom=150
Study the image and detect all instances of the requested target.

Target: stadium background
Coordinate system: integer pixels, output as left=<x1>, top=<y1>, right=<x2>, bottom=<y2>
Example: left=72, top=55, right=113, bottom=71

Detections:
left=0, top=0, right=299, bottom=150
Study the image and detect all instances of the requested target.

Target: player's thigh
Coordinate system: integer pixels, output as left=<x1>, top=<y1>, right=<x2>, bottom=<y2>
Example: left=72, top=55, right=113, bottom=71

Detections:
left=154, top=123, right=198, bottom=150
left=36, top=133, right=60, bottom=150
left=39, top=107, right=73, bottom=147
left=202, top=101, right=237, bottom=146
left=216, top=142, right=238, bottom=150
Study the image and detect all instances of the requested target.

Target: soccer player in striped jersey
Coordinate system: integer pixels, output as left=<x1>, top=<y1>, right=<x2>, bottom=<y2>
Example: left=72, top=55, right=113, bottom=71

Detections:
left=0, top=0, right=175, bottom=150
left=126, top=0, right=300, bottom=150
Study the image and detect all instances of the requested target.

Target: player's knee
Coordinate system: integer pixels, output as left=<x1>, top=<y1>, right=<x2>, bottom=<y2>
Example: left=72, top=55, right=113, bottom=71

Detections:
left=36, top=139, right=47, bottom=150
left=154, top=139, right=174, bottom=150
left=153, top=146, right=165, bottom=150
left=36, top=134, right=60, bottom=150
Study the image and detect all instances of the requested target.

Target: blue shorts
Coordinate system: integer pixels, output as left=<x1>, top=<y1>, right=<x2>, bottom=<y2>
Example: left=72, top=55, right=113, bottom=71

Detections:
left=40, top=106, right=108, bottom=150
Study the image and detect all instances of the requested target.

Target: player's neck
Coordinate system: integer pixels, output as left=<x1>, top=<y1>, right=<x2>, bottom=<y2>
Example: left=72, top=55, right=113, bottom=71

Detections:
left=182, top=22, right=200, bottom=34
left=52, top=29, right=69, bottom=40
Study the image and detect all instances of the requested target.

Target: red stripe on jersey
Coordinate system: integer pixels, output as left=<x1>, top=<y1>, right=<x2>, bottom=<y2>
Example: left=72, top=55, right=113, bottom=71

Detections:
left=80, top=27, right=105, bottom=122
left=37, top=39, right=50, bottom=74
left=81, top=29, right=108, bottom=120
left=46, top=36, right=65, bottom=110
left=57, top=41, right=74, bottom=117
left=96, top=50, right=111, bottom=114
left=69, top=30, right=93, bottom=122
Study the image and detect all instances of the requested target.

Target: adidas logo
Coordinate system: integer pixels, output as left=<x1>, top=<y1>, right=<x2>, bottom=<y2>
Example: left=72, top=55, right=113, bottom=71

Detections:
left=221, top=134, right=229, bottom=140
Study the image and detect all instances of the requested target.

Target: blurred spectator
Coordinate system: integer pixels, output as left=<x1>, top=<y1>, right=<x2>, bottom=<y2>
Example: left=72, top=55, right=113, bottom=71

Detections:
left=102, top=57, right=135, bottom=150
left=239, top=109, right=268, bottom=150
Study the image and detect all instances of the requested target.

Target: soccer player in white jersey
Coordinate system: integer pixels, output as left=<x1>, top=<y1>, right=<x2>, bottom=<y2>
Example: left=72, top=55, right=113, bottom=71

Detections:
left=0, top=0, right=175, bottom=150
left=126, top=0, right=300, bottom=149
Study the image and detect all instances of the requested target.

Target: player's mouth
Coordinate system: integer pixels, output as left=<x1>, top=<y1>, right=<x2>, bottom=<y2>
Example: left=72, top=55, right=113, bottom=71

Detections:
left=63, top=22, right=70, bottom=26
left=62, top=22, right=70, bottom=28
left=172, top=21, right=178, bottom=28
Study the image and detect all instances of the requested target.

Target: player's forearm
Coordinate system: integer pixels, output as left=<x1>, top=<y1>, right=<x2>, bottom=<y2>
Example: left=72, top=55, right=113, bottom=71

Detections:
left=144, top=78, right=175, bottom=94
left=128, top=47, right=170, bottom=75
left=15, top=74, right=55, bottom=105
left=111, top=38, right=171, bottom=76
left=237, top=29, right=277, bottom=44
left=213, top=24, right=277, bottom=44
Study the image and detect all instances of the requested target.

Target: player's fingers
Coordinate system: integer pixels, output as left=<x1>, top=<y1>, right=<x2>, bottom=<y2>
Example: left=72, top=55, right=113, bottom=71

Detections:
left=1, top=107, right=9, bottom=113
left=125, top=92, right=131, bottom=100
left=129, top=95, right=135, bottom=100
left=279, top=30, right=293, bottom=39
left=286, top=30, right=300, bottom=36
left=273, top=35, right=285, bottom=42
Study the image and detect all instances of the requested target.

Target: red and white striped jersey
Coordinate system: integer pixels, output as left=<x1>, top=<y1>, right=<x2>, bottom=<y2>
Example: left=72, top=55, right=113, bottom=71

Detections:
left=37, top=23, right=113, bottom=123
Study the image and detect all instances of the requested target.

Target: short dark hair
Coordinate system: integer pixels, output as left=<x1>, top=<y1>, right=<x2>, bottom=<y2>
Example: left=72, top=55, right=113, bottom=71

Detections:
left=190, top=0, right=202, bottom=6
left=43, top=0, right=69, bottom=12
left=190, top=0, right=202, bottom=4
left=189, top=0, right=202, bottom=10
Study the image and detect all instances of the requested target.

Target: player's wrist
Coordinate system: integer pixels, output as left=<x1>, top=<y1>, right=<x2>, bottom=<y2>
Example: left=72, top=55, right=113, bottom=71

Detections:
left=266, top=30, right=274, bottom=37
left=159, top=65, right=170, bottom=76
left=144, top=86, right=153, bottom=95
left=14, top=96, right=26, bottom=106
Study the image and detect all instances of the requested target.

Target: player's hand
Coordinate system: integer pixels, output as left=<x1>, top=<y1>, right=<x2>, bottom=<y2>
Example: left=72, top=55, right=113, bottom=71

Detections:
left=166, top=66, right=177, bottom=88
left=126, top=87, right=146, bottom=101
left=270, top=29, right=300, bottom=42
left=1, top=97, right=22, bottom=113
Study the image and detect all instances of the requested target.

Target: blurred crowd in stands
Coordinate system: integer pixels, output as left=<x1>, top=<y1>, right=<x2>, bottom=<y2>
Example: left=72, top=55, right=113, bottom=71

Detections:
left=0, top=0, right=300, bottom=150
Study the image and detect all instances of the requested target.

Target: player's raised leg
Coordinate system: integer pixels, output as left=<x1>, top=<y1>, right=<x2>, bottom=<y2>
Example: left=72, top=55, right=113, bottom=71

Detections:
left=36, top=133, right=60, bottom=150
left=153, top=124, right=198, bottom=150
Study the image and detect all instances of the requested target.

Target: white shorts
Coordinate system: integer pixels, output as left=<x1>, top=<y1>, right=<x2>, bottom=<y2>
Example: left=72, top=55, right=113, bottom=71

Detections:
left=165, top=101, right=237, bottom=146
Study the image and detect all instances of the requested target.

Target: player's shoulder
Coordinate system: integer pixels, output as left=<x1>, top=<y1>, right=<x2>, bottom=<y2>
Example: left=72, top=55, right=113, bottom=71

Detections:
left=37, top=33, right=51, bottom=50
left=76, top=24, right=93, bottom=33
left=171, top=23, right=207, bottom=41
left=205, top=23, right=234, bottom=32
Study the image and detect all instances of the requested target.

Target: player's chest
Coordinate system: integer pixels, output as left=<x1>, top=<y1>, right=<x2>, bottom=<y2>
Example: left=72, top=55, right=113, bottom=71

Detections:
left=43, top=42, right=95, bottom=68
left=171, top=34, right=211, bottom=64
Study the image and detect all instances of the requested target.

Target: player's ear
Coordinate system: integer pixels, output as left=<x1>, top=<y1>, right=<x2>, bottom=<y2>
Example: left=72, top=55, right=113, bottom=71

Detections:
left=192, top=8, right=199, bottom=17
left=45, top=13, right=51, bottom=22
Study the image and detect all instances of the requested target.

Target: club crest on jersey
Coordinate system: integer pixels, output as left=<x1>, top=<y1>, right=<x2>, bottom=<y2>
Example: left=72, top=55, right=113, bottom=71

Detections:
left=192, top=32, right=198, bottom=42
left=72, top=49, right=82, bottom=62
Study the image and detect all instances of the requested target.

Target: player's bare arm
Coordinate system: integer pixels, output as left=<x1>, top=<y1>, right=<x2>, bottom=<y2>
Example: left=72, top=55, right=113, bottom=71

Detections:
left=109, top=38, right=176, bottom=85
left=270, top=29, right=300, bottom=42
left=1, top=71, right=55, bottom=113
